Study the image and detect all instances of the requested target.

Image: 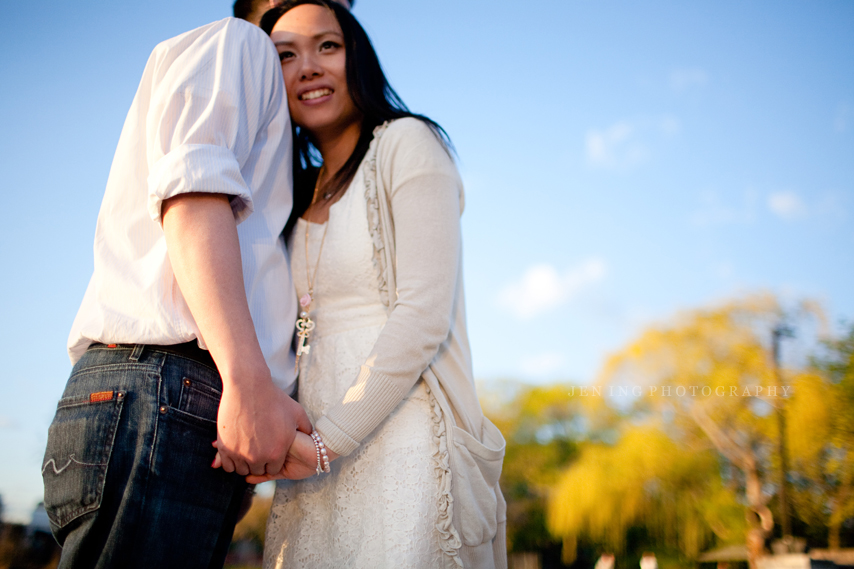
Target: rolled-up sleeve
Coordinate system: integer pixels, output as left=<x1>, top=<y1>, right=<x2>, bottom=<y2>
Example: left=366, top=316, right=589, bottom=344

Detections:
left=148, top=144, right=251, bottom=222
left=145, top=18, right=283, bottom=225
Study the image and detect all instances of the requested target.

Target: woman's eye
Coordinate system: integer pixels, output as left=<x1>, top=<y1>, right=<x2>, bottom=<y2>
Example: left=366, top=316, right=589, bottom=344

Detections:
left=278, top=50, right=295, bottom=62
left=320, top=41, right=340, bottom=51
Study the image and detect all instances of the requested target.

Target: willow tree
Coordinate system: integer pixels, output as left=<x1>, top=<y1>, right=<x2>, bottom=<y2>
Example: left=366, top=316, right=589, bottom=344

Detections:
left=555, top=295, right=796, bottom=568
left=547, top=424, right=741, bottom=563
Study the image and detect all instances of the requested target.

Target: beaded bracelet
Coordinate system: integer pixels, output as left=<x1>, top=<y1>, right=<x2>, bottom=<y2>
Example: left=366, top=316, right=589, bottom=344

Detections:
left=311, top=430, right=331, bottom=474
left=311, top=432, right=322, bottom=475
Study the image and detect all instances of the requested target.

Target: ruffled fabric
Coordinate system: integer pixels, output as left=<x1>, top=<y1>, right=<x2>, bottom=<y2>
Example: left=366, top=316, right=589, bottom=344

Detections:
left=427, top=385, right=464, bottom=567
left=364, top=122, right=391, bottom=307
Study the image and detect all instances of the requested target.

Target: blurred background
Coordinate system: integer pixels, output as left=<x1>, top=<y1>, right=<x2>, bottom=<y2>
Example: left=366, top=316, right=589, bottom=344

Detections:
left=0, top=0, right=852, bottom=567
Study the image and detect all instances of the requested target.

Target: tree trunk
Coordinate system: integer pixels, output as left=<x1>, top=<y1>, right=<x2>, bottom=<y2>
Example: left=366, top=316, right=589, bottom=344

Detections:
left=689, top=404, right=773, bottom=569
left=744, top=459, right=773, bottom=569
left=829, top=520, right=841, bottom=550
left=828, top=483, right=851, bottom=551
left=746, top=524, right=765, bottom=569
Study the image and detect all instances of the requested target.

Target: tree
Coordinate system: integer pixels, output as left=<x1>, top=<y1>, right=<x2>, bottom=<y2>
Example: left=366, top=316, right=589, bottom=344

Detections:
left=556, top=295, right=797, bottom=569
left=486, top=383, right=580, bottom=559
left=547, top=424, right=739, bottom=563
left=787, top=324, right=854, bottom=549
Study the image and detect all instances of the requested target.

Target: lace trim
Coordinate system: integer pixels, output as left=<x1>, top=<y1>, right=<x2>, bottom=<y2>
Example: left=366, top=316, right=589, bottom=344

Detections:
left=364, top=121, right=391, bottom=307
left=427, top=385, right=463, bottom=566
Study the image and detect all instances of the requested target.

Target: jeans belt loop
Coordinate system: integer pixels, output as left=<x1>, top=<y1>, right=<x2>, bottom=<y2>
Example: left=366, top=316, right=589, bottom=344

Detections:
left=129, top=344, right=145, bottom=362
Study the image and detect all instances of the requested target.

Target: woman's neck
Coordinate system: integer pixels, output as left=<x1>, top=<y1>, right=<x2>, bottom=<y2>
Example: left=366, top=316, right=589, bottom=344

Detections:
left=312, top=118, right=363, bottom=180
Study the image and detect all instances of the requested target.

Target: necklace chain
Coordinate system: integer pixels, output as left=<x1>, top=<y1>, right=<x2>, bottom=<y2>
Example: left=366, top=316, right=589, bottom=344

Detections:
left=304, top=166, right=330, bottom=301
left=294, top=167, right=329, bottom=373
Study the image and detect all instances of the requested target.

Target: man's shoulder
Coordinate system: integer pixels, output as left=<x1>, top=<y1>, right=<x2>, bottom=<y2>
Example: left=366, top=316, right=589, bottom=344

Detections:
left=151, top=17, right=271, bottom=61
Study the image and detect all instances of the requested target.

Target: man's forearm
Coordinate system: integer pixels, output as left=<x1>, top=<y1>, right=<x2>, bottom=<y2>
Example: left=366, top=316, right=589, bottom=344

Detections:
left=161, top=192, right=268, bottom=384
left=161, top=192, right=310, bottom=477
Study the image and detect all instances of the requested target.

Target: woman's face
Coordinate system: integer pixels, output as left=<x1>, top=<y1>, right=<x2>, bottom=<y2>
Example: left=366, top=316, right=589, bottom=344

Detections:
left=271, top=5, right=361, bottom=138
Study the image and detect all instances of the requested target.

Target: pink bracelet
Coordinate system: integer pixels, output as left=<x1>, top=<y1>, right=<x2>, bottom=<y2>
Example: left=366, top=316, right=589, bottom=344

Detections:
left=311, top=430, right=331, bottom=474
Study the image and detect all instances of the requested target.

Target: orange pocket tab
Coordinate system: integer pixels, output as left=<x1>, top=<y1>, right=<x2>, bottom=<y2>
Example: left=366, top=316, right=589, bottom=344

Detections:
left=89, top=391, right=114, bottom=403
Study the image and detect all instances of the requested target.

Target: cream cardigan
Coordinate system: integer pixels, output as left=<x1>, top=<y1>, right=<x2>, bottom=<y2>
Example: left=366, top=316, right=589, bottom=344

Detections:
left=313, top=118, right=507, bottom=568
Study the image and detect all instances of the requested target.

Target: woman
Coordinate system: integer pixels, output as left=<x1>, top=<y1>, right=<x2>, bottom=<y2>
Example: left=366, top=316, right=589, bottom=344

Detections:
left=255, top=2, right=507, bottom=567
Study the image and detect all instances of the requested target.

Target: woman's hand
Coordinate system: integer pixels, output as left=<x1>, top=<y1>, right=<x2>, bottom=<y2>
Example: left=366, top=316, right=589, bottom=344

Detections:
left=242, top=431, right=338, bottom=483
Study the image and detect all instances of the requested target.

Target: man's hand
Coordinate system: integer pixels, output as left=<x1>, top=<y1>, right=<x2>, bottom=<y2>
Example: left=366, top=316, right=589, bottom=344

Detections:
left=215, top=378, right=312, bottom=476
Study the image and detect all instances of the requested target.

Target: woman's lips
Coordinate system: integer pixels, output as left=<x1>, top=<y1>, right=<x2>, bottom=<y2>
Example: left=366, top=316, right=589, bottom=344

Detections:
left=299, top=87, right=333, bottom=102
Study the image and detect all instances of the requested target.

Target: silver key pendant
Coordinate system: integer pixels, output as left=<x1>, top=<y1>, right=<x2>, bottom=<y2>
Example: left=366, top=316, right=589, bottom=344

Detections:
left=294, top=312, right=316, bottom=372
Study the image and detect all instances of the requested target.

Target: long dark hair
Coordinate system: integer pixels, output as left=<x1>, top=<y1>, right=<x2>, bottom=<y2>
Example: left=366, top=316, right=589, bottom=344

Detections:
left=260, top=0, right=451, bottom=237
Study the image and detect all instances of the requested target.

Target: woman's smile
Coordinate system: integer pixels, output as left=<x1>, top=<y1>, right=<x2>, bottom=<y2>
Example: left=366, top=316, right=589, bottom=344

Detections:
left=271, top=4, right=362, bottom=139
left=298, top=86, right=334, bottom=103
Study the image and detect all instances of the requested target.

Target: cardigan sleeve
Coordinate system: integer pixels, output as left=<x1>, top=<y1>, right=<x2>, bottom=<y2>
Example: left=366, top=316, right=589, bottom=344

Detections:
left=315, top=118, right=464, bottom=455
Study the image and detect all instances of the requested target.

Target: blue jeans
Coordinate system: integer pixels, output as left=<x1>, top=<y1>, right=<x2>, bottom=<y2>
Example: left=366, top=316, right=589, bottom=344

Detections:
left=42, top=344, right=248, bottom=569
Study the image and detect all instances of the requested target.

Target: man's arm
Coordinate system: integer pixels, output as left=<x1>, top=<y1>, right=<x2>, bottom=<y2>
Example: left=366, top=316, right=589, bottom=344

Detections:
left=161, top=192, right=312, bottom=476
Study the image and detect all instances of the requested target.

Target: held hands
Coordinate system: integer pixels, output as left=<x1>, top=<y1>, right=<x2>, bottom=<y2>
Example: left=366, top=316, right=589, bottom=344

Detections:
left=247, top=431, right=322, bottom=483
left=262, top=430, right=341, bottom=482
left=214, top=430, right=340, bottom=482
left=212, top=376, right=312, bottom=477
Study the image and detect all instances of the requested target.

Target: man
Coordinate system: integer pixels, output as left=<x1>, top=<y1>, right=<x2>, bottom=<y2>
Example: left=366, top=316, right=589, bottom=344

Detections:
left=42, top=15, right=310, bottom=569
left=234, top=0, right=353, bottom=25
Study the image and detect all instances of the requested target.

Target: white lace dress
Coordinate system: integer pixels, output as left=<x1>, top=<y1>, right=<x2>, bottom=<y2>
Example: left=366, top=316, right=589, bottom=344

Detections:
left=264, top=167, right=451, bottom=569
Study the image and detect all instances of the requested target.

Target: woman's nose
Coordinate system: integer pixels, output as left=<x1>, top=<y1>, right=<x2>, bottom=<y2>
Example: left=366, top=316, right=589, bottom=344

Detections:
left=299, top=54, right=323, bottom=80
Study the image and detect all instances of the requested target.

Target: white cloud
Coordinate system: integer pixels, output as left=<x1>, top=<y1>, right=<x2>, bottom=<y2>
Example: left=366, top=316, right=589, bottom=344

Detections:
left=497, top=258, right=607, bottom=319
left=768, top=190, right=807, bottom=220
left=586, top=122, right=637, bottom=167
left=670, top=68, right=709, bottom=92
left=585, top=117, right=679, bottom=169
left=0, top=416, right=15, bottom=429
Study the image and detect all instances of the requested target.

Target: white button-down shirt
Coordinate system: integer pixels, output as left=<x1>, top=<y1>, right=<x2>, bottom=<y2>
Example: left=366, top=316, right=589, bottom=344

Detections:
left=68, top=18, right=297, bottom=392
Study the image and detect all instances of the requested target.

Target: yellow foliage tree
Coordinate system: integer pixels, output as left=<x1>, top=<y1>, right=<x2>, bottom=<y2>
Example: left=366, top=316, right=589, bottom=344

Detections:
left=550, top=294, right=799, bottom=569
left=787, top=323, right=854, bottom=549
left=547, top=423, right=742, bottom=563
left=486, top=383, right=581, bottom=555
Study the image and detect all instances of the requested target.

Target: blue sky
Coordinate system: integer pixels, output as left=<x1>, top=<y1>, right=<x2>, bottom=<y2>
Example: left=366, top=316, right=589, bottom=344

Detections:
left=0, top=0, right=852, bottom=522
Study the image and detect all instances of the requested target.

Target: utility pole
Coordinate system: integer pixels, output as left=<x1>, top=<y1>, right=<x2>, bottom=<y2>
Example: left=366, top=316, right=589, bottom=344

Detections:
left=772, top=323, right=794, bottom=541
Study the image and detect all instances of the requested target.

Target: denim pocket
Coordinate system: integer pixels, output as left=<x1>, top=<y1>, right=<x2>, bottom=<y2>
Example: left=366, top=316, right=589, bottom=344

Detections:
left=174, top=376, right=220, bottom=427
left=42, top=391, right=124, bottom=529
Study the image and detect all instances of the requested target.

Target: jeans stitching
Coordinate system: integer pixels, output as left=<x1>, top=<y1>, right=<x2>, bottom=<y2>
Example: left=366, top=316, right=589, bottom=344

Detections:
left=43, top=395, right=125, bottom=528
left=70, top=363, right=162, bottom=376
left=129, top=344, right=144, bottom=361
left=134, top=372, right=163, bottom=542
left=42, top=454, right=108, bottom=475
left=168, top=406, right=218, bottom=428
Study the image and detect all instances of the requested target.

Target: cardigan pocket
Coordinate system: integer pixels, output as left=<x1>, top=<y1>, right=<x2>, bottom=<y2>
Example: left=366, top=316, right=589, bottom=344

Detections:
left=450, top=417, right=506, bottom=546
